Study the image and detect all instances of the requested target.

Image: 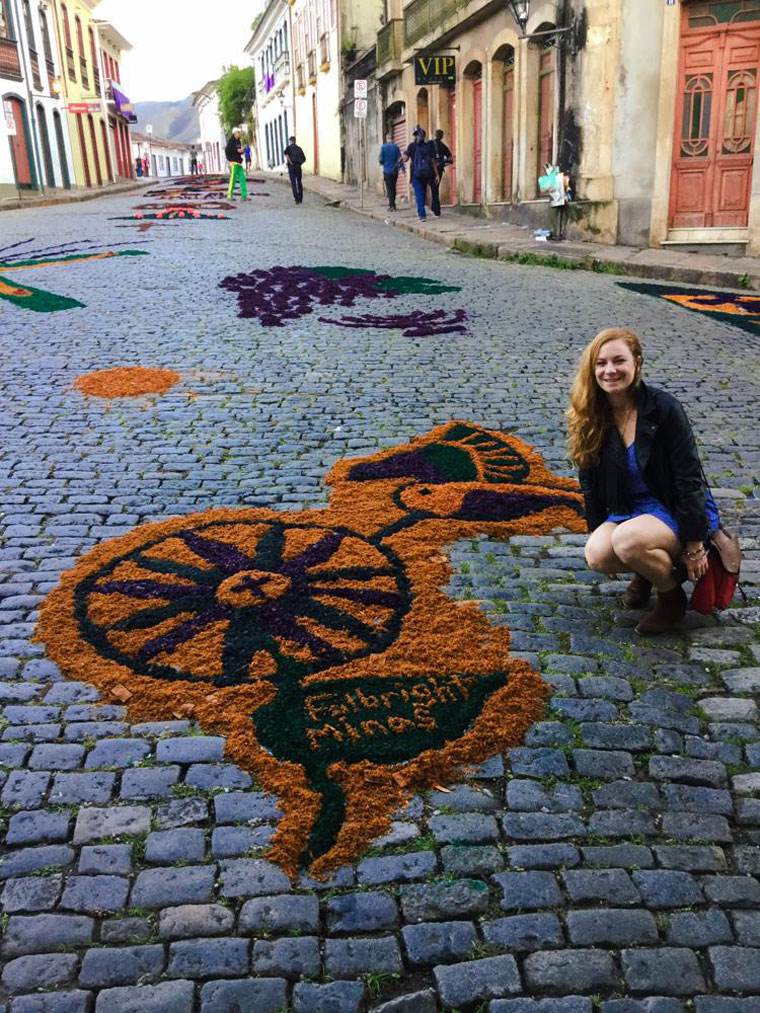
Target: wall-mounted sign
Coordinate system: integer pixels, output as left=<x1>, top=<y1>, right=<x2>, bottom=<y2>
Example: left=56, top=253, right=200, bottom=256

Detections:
left=354, top=79, right=368, bottom=98
left=414, top=55, right=456, bottom=86
left=3, top=100, right=16, bottom=135
left=66, top=102, right=101, bottom=114
left=354, top=98, right=368, bottom=118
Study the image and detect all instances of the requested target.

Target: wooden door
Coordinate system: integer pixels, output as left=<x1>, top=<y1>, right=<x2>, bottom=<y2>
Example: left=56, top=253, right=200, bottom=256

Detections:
left=100, top=119, right=113, bottom=181
left=37, top=105, right=55, bottom=187
left=53, top=111, right=70, bottom=188
left=88, top=115, right=102, bottom=186
left=76, top=114, right=91, bottom=186
left=503, top=64, right=514, bottom=201
left=6, top=97, right=34, bottom=188
left=670, top=11, right=760, bottom=228
left=447, top=88, right=457, bottom=204
left=473, top=76, right=482, bottom=203
left=312, top=93, right=319, bottom=175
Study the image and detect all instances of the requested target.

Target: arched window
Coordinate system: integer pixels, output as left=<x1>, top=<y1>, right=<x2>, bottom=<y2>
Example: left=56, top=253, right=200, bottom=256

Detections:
left=75, top=15, right=88, bottom=87
left=0, top=0, right=16, bottom=41
left=493, top=44, right=516, bottom=202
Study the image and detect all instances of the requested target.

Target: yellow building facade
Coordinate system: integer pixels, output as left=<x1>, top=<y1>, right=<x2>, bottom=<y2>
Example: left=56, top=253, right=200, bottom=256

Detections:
left=49, top=0, right=111, bottom=188
left=376, top=0, right=760, bottom=253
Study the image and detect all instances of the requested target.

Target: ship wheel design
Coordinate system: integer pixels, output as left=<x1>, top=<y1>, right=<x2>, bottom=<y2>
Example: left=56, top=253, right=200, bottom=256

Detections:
left=76, top=520, right=409, bottom=687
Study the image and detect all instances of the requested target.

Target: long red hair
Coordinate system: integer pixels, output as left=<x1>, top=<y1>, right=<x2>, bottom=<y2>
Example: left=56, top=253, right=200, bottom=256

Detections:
left=567, top=328, right=643, bottom=469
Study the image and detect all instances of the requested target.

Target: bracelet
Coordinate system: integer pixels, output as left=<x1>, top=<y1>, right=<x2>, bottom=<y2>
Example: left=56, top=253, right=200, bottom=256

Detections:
left=683, top=548, right=707, bottom=561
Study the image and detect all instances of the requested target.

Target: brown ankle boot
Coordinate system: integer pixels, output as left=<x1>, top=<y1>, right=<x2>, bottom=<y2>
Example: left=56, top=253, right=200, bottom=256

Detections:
left=635, top=584, right=687, bottom=635
left=623, top=574, right=653, bottom=609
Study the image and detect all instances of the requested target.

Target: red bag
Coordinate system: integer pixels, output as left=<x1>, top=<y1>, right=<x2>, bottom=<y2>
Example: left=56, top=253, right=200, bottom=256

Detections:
left=690, top=526, right=742, bottom=614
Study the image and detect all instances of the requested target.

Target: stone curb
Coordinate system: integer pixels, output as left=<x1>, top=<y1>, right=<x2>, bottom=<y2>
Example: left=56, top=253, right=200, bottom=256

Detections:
left=0, top=181, right=145, bottom=213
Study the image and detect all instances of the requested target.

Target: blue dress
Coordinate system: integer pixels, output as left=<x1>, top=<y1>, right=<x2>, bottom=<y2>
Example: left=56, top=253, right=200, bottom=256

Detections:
left=606, top=443, right=720, bottom=539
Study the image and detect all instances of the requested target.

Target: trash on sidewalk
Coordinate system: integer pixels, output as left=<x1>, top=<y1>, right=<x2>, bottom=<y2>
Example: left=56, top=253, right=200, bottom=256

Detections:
left=534, top=228, right=552, bottom=241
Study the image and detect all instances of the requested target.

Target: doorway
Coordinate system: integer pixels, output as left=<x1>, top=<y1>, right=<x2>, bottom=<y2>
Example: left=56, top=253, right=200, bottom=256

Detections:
left=669, top=1, right=760, bottom=229
left=53, top=111, right=71, bottom=188
left=5, top=96, right=35, bottom=188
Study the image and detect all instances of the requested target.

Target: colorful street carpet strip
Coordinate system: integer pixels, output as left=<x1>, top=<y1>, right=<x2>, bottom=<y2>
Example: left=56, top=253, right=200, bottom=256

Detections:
left=111, top=207, right=230, bottom=222
left=618, top=281, right=760, bottom=336
left=36, top=422, right=585, bottom=877
left=220, top=265, right=467, bottom=336
left=0, top=239, right=147, bottom=313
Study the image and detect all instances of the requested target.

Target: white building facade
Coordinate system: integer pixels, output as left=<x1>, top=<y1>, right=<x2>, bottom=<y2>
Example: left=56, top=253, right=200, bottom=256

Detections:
left=246, top=0, right=294, bottom=172
left=131, top=129, right=190, bottom=178
left=1, top=0, right=75, bottom=195
left=192, top=79, right=225, bottom=174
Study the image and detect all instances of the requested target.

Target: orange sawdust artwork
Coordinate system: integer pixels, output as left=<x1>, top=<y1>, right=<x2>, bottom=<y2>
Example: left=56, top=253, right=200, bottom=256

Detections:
left=35, top=422, right=586, bottom=878
left=75, top=367, right=181, bottom=399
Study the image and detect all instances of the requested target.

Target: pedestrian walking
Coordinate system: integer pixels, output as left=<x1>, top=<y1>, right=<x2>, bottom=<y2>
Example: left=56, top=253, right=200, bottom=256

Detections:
left=189, top=145, right=198, bottom=176
left=431, top=129, right=453, bottom=217
left=378, top=131, right=404, bottom=211
left=284, top=136, right=306, bottom=204
left=567, top=327, right=721, bottom=634
left=135, top=157, right=143, bottom=177
left=404, top=126, right=438, bottom=223
left=226, top=129, right=249, bottom=201
left=244, top=143, right=252, bottom=173
left=142, top=155, right=149, bottom=177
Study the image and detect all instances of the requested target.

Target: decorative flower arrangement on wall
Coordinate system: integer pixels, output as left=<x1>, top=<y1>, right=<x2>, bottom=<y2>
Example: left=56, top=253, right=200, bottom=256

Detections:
left=220, top=265, right=467, bottom=336
left=36, top=422, right=584, bottom=878
left=619, top=280, right=760, bottom=336
left=0, top=239, right=148, bottom=313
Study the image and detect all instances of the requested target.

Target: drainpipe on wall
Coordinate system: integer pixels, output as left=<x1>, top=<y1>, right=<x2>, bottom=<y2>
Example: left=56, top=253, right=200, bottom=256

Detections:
left=12, top=0, right=45, bottom=194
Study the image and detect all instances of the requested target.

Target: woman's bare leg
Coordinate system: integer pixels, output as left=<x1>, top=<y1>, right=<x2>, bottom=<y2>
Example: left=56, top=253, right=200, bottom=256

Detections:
left=585, top=522, right=627, bottom=575
left=610, top=515, right=682, bottom=592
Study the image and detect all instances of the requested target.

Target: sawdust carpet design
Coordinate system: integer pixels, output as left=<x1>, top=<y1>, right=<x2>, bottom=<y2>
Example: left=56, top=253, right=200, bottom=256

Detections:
left=619, top=280, right=760, bottom=336
left=37, top=423, right=585, bottom=878
left=75, top=367, right=181, bottom=398
left=0, top=239, right=147, bottom=312
left=221, top=265, right=468, bottom=336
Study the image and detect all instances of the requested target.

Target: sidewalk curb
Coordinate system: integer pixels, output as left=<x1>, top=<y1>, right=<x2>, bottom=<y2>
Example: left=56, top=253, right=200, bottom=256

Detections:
left=0, top=180, right=144, bottom=213
left=264, top=171, right=760, bottom=293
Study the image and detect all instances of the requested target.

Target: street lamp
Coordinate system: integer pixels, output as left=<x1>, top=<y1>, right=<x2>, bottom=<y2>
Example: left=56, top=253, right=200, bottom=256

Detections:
left=506, top=0, right=530, bottom=35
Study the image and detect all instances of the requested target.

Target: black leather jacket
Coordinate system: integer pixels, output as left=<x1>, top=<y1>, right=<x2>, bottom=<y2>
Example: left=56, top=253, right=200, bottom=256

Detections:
left=578, top=381, right=709, bottom=542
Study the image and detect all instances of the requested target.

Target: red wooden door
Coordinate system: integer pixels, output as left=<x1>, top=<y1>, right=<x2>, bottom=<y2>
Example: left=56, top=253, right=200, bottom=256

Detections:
left=503, top=65, right=514, bottom=201
left=473, top=76, right=482, bottom=203
left=6, top=98, right=34, bottom=187
left=670, top=12, right=760, bottom=228
left=76, top=114, right=91, bottom=187
left=447, top=88, right=457, bottom=204
left=87, top=114, right=102, bottom=186
left=312, top=93, right=319, bottom=175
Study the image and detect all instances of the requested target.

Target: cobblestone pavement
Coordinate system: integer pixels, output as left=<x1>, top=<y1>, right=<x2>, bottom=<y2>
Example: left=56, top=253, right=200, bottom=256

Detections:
left=1, top=184, right=760, bottom=1013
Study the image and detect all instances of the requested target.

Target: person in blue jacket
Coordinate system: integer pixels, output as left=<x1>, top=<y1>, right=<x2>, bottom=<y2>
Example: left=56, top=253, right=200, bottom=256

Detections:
left=378, top=132, right=404, bottom=211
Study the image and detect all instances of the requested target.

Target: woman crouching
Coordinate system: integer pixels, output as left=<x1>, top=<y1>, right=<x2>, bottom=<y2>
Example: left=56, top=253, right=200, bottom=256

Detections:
left=567, top=328, right=719, bottom=634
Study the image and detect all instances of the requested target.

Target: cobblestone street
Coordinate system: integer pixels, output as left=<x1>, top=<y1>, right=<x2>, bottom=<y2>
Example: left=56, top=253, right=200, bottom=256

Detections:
left=1, top=183, right=760, bottom=1013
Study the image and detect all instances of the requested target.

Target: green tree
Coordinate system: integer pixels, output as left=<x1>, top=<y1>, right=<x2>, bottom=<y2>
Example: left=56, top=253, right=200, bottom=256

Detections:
left=217, top=65, right=255, bottom=133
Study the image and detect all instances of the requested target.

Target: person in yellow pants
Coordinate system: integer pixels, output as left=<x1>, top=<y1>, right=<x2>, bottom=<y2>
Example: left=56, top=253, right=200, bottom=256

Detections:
left=225, top=129, right=249, bottom=201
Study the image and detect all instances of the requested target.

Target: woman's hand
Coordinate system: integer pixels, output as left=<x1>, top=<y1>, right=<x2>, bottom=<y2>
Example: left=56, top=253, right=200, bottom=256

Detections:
left=682, top=541, right=709, bottom=583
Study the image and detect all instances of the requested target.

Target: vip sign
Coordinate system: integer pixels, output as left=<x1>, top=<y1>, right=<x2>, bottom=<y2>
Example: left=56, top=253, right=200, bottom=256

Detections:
left=3, top=100, right=16, bottom=135
left=414, top=55, right=456, bottom=86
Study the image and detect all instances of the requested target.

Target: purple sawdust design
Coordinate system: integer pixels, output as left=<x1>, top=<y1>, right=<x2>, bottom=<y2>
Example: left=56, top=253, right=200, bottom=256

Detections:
left=349, top=450, right=453, bottom=485
left=321, top=309, right=469, bottom=338
left=219, top=266, right=462, bottom=328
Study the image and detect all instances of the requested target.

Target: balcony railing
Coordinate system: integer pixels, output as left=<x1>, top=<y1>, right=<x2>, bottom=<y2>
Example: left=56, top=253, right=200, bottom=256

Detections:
left=319, top=32, right=330, bottom=70
left=29, top=49, right=42, bottom=90
left=307, top=48, right=317, bottom=82
left=274, top=51, right=290, bottom=80
left=377, top=18, right=402, bottom=69
left=0, top=37, right=22, bottom=80
left=80, top=56, right=89, bottom=88
left=46, top=57, right=55, bottom=87
left=93, top=67, right=100, bottom=94
left=66, top=45, right=75, bottom=80
left=403, top=0, right=469, bottom=47
left=296, top=61, right=305, bottom=92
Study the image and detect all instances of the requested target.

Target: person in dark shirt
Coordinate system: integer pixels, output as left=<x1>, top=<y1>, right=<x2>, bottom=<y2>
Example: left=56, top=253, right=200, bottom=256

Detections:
left=404, top=126, right=438, bottom=222
left=378, top=132, right=404, bottom=211
left=189, top=145, right=198, bottom=176
left=284, top=136, right=306, bottom=204
left=431, top=129, right=453, bottom=217
left=226, top=129, right=249, bottom=201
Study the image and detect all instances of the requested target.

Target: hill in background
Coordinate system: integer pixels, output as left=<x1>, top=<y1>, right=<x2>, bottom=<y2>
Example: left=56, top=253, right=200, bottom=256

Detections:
left=133, top=94, right=200, bottom=143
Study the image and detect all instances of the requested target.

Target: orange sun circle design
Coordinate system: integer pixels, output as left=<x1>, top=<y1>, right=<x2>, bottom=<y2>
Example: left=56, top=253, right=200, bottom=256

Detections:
left=75, top=366, right=180, bottom=398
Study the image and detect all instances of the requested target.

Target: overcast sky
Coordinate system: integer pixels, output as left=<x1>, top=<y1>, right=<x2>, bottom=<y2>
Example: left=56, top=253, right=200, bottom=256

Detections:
left=97, top=0, right=265, bottom=103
